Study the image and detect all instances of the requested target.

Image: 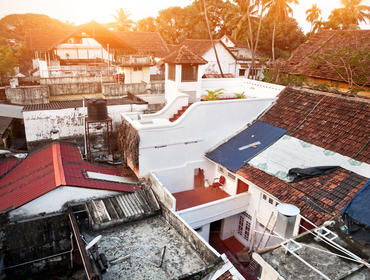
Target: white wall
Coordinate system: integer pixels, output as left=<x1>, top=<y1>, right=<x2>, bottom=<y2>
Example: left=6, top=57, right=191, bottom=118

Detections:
left=178, top=192, right=250, bottom=228
left=23, top=103, right=147, bottom=143
left=122, top=66, right=150, bottom=84
left=130, top=98, right=275, bottom=177
left=200, top=42, right=236, bottom=76
left=201, top=78, right=285, bottom=99
left=196, top=223, right=211, bottom=243
left=220, top=215, right=239, bottom=240
left=153, top=160, right=217, bottom=194
left=9, top=186, right=120, bottom=221
left=56, top=38, right=111, bottom=61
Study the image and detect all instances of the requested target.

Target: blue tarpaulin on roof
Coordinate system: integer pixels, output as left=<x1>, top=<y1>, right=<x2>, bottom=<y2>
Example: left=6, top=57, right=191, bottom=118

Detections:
left=341, top=179, right=370, bottom=226
left=206, top=121, right=287, bottom=172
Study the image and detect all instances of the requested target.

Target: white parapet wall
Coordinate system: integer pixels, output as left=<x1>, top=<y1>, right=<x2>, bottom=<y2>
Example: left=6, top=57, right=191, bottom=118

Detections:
left=178, top=192, right=250, bottom=229
left=122, top=97, right=276, bottom=177
left=201, top=78, right=285, bottom=99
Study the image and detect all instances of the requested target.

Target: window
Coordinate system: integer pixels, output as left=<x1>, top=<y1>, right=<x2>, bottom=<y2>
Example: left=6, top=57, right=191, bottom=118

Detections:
left=227, top=172, right=236, bottom=181
left=239, top=69, right=246, bottom=76
left=133, top=66, right=142, bottom=71
left=262, top=194, right=267, bottom=200
left=218, top=166, right=224, bottom=173
left=181, top=64, right=198, bottom=82
left=268, top=198, right=274, bottom=205
left=237, top=212, right=252, bottom=242
left=168, top=64, right=176, bottom=81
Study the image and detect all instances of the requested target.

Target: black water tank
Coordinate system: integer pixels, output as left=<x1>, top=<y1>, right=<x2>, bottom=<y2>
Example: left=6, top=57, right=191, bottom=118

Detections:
left=87, top=99, right=108, bottom=121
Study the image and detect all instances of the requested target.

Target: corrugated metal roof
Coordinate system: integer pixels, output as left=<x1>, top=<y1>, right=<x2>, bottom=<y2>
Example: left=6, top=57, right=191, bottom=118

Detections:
left=206, top=121, right=287, bottom=172
left=23, top=97, right=146, bottom=112
left=0, top=143, right=140, bottom=213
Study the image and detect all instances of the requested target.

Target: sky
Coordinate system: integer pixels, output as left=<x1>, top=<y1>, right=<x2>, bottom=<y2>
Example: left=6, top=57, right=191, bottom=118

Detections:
left=0, top=0, right=369, bottom=33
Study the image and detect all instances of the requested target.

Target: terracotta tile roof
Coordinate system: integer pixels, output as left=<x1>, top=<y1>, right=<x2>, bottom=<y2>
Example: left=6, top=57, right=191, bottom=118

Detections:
left=237, top=166, right=367, bottom=225
left=0, top=143, right=140, bottom=213
left=284, top=30, right=370, bottom=84
left=259, top=87, right=370, bottom=163
left=167, top=44, right=179, bottom=53
left=26, top=21, right=134, bottom=52
left=116, top=32, right=170, bottom=58
left=22, top=97, right=146, bottom=112
left=163, top=45, right=208, bottom=65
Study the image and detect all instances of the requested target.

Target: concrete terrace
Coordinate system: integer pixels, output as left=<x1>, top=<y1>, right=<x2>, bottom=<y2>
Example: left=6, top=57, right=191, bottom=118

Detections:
left=82, top=215, right=208, bottom=280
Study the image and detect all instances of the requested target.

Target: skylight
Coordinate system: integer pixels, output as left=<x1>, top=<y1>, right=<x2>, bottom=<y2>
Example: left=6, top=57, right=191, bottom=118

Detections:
left=86, top=171, right=137, bottom=184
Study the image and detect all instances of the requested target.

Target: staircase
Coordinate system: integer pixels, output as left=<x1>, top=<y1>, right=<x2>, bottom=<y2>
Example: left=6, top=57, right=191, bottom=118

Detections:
left=169, top=104, right=192, bottom=122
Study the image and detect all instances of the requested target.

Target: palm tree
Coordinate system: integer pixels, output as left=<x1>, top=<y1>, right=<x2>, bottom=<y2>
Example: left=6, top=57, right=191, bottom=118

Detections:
left=306, top=4, right=321, bottom=33
left=113, top=8, right=134, bottom=31
left=266, top=0, right=298, bottom=62
left=328, top=0, right=369, bottom=29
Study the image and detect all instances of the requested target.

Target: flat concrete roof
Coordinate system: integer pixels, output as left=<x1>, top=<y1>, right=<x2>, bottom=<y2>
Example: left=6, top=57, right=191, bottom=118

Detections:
left=83, top=215, right=208, bottom=279
left=0, top=104, right=23, bottom=118
left=260, top=223, right=370, bottom=280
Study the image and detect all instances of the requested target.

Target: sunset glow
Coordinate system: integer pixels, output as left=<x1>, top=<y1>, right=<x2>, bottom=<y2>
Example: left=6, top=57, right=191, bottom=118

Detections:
left=1, top=0, right=368, bottom=32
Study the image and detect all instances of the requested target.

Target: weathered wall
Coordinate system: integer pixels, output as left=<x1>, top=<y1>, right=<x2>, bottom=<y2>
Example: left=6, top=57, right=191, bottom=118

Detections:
left=3, top=214, right=72, bottom=279
left=40, top=76, right=115, bottom=85
left=103, top=81, right=165, bottom=96
left=146, top=173, right=176, bottom=211
left=49, top=82, right=101, bottom=95
left=9, top=186, right=120, bottom=221
left=5, top=86, right=49, bottom=105
left=161, top=203, right=219, bottom=264
left=23, top=104, right=147, bottom=145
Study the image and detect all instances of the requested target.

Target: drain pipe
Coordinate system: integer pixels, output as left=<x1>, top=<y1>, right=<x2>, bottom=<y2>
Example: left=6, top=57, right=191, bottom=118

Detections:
left=83, top=97, right=88, bottom=158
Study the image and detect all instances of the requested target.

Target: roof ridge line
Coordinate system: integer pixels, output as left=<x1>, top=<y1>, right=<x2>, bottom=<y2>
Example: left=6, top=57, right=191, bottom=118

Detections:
left=52, top=143, right=66, bottom=186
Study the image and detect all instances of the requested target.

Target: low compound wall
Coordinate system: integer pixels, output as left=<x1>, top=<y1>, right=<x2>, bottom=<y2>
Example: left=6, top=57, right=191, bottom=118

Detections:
left=103, top=81, right=164, bottom=96
left=5, top=86, right=50, bottom=105
left=49, top=82, right=101, bottom=95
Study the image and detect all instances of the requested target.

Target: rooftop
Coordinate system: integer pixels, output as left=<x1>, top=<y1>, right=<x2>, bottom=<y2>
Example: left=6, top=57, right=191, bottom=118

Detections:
left=83, top=215, right=209, bottom=279
left=0, top=143, right=139, bottom=213
left=259, top=87, right=370, bottom=163
left=116, top=31, right=170, bottom=58
left=163, top=45, right=208, bottom=65
left=178, top=39, right=235, bottom=59
left=259, top=222, right=370, bottom=280
left=23, top=97, right=146, bottom=112
left=284, top=30, right=370, bottom=85
left=238, top=166, right=367, bottom=225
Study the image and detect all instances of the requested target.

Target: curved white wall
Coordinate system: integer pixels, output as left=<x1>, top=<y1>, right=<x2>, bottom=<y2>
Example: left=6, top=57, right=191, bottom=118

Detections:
left=134, top=98, right=275, bottom=176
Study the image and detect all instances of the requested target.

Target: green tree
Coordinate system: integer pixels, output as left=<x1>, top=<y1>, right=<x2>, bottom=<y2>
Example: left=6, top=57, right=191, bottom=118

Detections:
left=0, top=38, right=17, bottom=82
left=113, top=8, right=134, bottom=31
left=135, top=17, right=157, bottom=32
left=327, top=0, right=369, bottom=29
left=306, top=4, right=322, bottom=33
left=258, top=16, right=304, bottom=59
left=266, top=0, right=298, bottom=61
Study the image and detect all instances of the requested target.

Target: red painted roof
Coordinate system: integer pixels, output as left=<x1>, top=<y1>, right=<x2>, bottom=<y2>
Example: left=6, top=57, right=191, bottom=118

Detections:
left=0, top=143, right=140, bottom=213
left=0, top=158, right=19, bottom=178
left=173, top=187, right=230, bottom=211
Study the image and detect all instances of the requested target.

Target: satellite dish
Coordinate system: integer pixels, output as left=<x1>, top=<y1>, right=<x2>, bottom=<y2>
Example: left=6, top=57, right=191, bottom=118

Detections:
left=86, top=235, right=102, bottom=250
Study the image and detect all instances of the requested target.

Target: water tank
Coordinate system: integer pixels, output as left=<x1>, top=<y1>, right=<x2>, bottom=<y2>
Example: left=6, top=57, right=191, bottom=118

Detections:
left=87, top=99, right=108, bottom=121
left=275, top=203, right=300, bottom=239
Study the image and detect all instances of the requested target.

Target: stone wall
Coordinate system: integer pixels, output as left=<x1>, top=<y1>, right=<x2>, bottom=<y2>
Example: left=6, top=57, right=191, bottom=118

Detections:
left=5, top=86, right=50, bottom=105
left=103, top=81, right=165, bottom=96
left=40, top=76, right=115, bottom=85
left=49, top=82, right=101, bottom=95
